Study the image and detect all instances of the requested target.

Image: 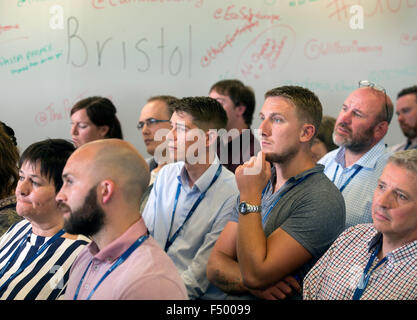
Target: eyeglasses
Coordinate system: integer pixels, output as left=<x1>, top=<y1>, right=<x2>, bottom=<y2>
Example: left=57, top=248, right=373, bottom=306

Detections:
left=358, top=80, right=390, bottom=123
left=137, top=118, right=170, bottom=129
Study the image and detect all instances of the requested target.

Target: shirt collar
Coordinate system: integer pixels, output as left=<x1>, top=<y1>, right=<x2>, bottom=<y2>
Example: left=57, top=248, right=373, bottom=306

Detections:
left=177, top=156, right=221, bottom=192
left=88, top=219, right=148, bottom=263
left=368, top=231, right=383, bottom=252
left=335, top=140, right=386, bottom=169
left=367, top=229, right=417, bottom=260
left=265, top=164, right=324, bottom=195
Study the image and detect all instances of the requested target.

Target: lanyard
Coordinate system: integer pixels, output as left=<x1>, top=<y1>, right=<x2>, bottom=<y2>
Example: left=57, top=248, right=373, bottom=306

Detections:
left=73, top=233, right=149, bottom=300
left=332, top=164, right=363, bottom=193
left=0, top=228, right=65, bottom=293
left=261, top=171, right=318, bottom=225
left=404, top=141, right=417, bottom=150
left=352, top=242, right=387, bottom=300
left=164, top=165, right=222, bottom=252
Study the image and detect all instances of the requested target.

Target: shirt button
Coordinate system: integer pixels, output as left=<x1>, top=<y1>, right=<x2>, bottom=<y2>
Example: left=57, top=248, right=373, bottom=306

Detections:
left=84, top=284, right=89, bottom=290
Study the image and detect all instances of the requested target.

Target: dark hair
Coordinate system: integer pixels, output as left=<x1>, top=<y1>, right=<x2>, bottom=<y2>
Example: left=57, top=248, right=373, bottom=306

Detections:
left=172, top=97, right=228, bottom=131
left=209, top=79, right=256, bottom=127
left=147, top=95, right=178, bottom=117
left=265, top=85, right=323, bottom=140
left=397, top=85, right=417, bottom=101
left=19, top=139, right=75, bottom=193
left=316, top=116, right=337, bottom=153
left=0, top=121, right=17, bottom=146
left=70, top=96, right=123, bottom=139
left=0, top=125, right=19, bottom=198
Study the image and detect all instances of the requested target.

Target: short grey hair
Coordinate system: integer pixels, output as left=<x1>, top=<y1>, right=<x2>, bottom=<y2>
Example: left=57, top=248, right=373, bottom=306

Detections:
left=388, top=149, right=417, bottom=175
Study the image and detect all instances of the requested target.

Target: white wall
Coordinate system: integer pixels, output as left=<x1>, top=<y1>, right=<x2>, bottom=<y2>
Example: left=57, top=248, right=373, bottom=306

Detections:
left=1, top=0, right=416, bottom=155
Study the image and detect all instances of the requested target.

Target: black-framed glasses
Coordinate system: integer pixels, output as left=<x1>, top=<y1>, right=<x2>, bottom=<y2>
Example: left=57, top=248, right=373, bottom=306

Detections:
left=358, top=80, right=391, bottom=123
left=137, top=118, right=170, bottom=129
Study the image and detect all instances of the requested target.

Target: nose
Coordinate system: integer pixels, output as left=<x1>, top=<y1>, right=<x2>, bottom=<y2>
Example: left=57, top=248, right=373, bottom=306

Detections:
left=259, top=118, right=270, bottom=137
left=71, top=124, right=78, bottom=136
left=16, top=178, right=30, bottom=197
left=374, top=188, right=394, bottom=209
left=141, top=123, right=151, bottom=136
left=167, top=126, right=176, bottom=142
left=338, top=109, right=352, bottom=125
left=397, top=112, right=405, bottom=124
left=55, top=189, right=66, bottom=204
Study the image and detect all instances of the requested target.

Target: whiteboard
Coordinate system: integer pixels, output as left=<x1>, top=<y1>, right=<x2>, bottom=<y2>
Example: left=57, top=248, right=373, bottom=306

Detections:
left=1, top=0, right=416, bottom=157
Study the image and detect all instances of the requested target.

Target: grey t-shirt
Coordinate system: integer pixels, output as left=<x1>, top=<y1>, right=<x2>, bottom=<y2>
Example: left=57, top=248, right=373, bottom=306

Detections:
left=229, top=164, right=346, bottom=299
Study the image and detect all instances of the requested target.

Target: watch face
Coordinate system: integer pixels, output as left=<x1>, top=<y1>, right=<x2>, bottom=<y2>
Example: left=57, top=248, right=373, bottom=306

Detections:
left=239, top=203, right=247, bottom=214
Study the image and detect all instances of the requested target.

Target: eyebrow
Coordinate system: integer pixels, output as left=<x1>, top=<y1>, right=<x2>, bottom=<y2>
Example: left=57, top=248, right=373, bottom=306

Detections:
left=378, top=179, right=411, bottom=197
left=259, top=112, right=283, bottom=117
left=62, top=173, right=73, bottom=180
left=174, top=122, right=190, bottom=129
left=19, top=169, right=44, bottom=180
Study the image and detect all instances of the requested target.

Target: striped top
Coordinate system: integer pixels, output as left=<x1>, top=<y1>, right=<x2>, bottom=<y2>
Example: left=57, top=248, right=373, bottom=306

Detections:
left=303, top=224, right=417, bottom=300
left=0, top=220, right=89, bottom=300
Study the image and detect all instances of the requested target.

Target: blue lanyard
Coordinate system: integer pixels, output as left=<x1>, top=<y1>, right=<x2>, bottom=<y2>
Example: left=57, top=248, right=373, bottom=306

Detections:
left=261, top=171, right=318, bottom=225
left=404, top=141, right=417, bottom=150
left=164, top=165, right=222, bottom=252
left=0, top=228, right=64, bottom=293
left=332, top=164, right=363, bottom=193
left=73, top=233, right=149, bottom=300
left=352, top=242, right=387, bottom=300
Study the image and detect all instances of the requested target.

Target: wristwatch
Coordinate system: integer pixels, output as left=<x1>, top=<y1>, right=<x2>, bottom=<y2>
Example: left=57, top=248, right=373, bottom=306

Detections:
left=238, top=202, right=262, bottom=215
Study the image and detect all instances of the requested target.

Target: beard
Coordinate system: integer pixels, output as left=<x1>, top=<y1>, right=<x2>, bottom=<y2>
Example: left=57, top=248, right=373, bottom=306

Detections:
left=400, top=124, right=417, bottom=139
left=333, top=123, right=375, bottom=154
left=63, top=186, right=105, bottom=237
left=264, top=144, right=299, bottom=164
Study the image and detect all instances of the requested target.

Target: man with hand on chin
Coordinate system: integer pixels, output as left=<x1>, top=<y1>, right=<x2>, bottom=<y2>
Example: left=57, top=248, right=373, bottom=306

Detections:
left=207, top=85, right=345, bottom=300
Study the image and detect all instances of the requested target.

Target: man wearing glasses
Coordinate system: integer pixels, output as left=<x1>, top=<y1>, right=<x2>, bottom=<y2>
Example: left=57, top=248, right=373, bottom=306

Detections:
left=138, top=95, right=178, bottom=185
left=391, top=85, right=417, bottom=152
left=319, top=80, right=394, bottom=229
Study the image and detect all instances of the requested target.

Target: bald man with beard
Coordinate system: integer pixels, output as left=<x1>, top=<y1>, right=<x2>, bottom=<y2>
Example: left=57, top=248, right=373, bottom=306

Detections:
left=56, top=139, right=187, bottom=300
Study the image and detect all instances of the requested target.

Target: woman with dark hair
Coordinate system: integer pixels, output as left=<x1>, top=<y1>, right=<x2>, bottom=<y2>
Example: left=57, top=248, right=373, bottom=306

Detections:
left=311, top=115, right=338, bottom=162
left=0, top=123, right=23, bottom=235
left=0, top=139, right=89, bottom=299
left=70, top=96, right=123, bottom=148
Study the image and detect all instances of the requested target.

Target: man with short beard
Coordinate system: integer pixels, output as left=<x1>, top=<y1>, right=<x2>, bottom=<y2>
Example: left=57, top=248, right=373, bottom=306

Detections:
left=207, top=86, right=345, bottom=300
left=391, top=85, right=417, bottom=152
left=319, top=81, right=394, bottom=229
left=56, top=139, right=187, bottom=300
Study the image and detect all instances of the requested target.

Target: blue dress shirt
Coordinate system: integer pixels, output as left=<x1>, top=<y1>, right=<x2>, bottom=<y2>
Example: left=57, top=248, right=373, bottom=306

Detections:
left=142, top=157, right=239, bottom=299
left=319, top=140, right=389, bottom=229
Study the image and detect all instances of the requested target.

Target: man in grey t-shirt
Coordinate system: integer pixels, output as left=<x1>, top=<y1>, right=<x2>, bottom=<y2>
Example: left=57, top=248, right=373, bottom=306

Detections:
left=207, top=86, right=346, bottom=300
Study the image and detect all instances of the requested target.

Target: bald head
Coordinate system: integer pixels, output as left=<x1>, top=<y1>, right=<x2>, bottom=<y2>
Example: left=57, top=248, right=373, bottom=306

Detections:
left=70, top=139, right=150, bottom=204
left=354, top=87, right=394, bottom=124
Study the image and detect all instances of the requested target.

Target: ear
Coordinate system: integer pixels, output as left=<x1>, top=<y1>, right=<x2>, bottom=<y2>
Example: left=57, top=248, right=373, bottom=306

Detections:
left=299, top=123, right=316, bottom=143
left=235, top=104, right=246, bottom=116
left=206, top=129, right=218, bottom=147
left=98, top=125, right=110, bottom=138
left=373, top=121, right=388, bottom=141
left=98, top=180, right=115, bottom=205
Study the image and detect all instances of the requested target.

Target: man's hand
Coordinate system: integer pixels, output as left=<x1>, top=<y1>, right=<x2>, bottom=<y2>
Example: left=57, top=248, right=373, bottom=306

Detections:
left=249, top=275, right=302, bottom=300
left=235, top=151, right=271, bottom=203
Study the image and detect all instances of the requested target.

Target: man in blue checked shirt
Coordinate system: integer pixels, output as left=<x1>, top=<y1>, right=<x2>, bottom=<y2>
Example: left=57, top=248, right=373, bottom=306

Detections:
left=319, top=80, right=394, bottom=229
